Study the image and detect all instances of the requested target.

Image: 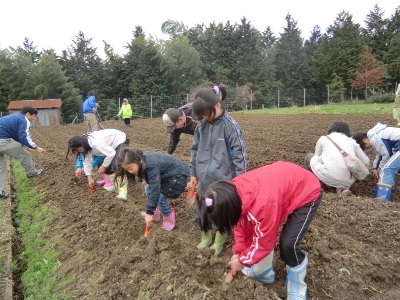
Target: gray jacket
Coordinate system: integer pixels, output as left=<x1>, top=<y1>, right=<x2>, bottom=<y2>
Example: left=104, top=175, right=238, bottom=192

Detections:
left=142, top=152, right=189, bottom=214
left=189, top=110, right=247, bottom=194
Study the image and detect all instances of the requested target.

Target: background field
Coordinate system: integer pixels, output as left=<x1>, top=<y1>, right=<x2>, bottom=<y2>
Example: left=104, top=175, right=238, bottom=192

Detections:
left=2, top=109, right=394, bottom=300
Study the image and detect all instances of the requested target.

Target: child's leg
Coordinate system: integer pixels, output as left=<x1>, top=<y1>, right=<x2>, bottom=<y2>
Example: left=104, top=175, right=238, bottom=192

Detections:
left=376, top=152, right=400, bottom=201
left=279, top=191, right=322, bottom=300
left=0, top=152, right=6, bottom=193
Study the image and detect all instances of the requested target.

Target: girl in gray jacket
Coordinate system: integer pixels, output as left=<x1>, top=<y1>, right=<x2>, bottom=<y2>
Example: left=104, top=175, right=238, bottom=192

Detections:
left=187, top=84, right=248, bottom=256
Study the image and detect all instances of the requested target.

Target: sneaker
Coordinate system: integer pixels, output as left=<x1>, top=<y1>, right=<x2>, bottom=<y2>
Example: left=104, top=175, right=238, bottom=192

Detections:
left=27, top=168, right=45, bottom=178
left=337, top=187, right=351, bottom=195
left=0, top=191, right=9, bottom=199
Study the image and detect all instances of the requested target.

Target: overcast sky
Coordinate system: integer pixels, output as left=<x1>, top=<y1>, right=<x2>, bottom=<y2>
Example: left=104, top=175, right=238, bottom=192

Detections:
left=0, top=0, right=397, bottom=57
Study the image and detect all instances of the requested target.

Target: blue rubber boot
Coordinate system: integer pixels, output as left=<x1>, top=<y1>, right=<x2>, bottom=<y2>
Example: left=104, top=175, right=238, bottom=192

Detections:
left=286, top=255, right=308, bottom=300
left=374, top=184, right=392, bottom=202
left=242, top=250, right=275, bottom=283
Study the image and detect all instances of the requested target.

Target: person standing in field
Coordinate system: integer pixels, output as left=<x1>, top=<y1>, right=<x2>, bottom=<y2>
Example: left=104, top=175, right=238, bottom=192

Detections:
left=162, top=102, right=198, bottom=154
left=0, top=106, right=45, bottom=198
left=82, top=91, right=100, bottom=132
left=187, top=84, right=248, bottom=256
left=392, top=85, right=400, bottom=127
left=118, top=98, right=133, bottom=128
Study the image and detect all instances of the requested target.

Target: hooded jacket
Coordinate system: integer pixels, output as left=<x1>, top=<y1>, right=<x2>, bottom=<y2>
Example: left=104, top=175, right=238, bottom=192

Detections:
left=189, top=109, right=247, bottom=194
left=231, top=161, right=321, bottom=266
left=368, top=123, right=400, bottom=169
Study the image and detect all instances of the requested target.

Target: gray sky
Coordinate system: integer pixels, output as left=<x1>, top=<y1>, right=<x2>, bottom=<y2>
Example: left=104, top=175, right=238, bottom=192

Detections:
left=0, top=0, right=397, bottom=57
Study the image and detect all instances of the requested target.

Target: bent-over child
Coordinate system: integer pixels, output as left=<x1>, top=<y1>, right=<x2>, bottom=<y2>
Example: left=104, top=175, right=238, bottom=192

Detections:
left=66, top=129, right=129, bottom=200
left=116, top=147, right=189, bottom=231
left=196, top=161, right=322, bottom=300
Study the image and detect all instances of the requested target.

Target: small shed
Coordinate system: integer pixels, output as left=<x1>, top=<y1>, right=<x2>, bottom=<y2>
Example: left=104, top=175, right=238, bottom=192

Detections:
left=7, top=99, right=62, bottom=126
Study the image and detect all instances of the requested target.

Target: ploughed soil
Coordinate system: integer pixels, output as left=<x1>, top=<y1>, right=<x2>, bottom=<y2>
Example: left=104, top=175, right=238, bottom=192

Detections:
left=23, top=113, right=400, bottom=299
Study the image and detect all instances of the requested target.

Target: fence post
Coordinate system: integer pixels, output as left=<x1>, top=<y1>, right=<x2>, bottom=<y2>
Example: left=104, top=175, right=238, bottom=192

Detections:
left=250, top=90, right=253, bottom=110
left=278, top=89, right=280, bottom=108
left=150, top=95, right=153, bottom=119
left=327, top=86, right=330, bottom=104
left=303, top=88, right=306, bottom=107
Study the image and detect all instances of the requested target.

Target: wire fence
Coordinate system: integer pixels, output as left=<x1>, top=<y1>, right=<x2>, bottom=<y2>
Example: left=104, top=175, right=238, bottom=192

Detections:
left=0, top=87, right=375, bottom=123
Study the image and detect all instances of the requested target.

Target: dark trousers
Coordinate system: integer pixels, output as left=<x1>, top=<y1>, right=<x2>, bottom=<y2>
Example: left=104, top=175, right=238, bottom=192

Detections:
left=123, top=118, right=131, bottom=126
left=279, top=190, right=323, bottom=267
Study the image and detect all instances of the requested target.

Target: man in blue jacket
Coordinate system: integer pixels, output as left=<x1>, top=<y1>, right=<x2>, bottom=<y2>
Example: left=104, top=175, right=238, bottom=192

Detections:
left=0, top=106, right=45, bottom=198
left=82, top=91, right=100, bottom=132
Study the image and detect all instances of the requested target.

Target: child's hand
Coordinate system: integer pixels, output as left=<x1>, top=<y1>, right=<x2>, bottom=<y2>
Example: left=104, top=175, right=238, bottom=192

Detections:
left=75, top=168, right=83, bottom=178
left=228, top=255, right=244, bottom=275
left=144, top=214, right=153, bottom=226
left=98, top=166, right=106, bottom=174
left=372, top=169, right=380, bottom=183
left=187, top=176, right=198, bottom=190
left=87, top=176, right=95, bottom=187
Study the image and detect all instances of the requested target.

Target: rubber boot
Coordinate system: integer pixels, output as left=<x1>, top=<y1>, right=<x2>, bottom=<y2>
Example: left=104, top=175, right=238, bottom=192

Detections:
left=286, top=255, right=308, bottom=300
left=96, top=173, right=107, bottom=185
left=374, top=184, right=392, bottom=202
left=242, top=250, right=275, bottom=283
left=210, top=231, right=227, bottom=257
left=117, top=180, right=128, bottom=201
left=162, top=208, right=176, bottom=231
left=103, top=174, right=117, bottom=193
left=197, top=230, right=212, bottom=250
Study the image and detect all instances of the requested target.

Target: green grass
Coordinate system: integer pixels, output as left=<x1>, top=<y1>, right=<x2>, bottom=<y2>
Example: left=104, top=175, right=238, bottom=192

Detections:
left=12, top=161, right=71, bottom=300
left=236, top=101, right=393, bottom=115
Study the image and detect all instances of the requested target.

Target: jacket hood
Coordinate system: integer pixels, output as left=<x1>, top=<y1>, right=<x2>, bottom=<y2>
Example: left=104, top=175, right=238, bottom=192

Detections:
left=367, top=123, right=387, bottom=138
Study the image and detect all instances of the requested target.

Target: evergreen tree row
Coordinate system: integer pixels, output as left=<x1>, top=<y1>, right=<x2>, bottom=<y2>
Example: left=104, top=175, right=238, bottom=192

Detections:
left=0, top=4, right=399, bottom=123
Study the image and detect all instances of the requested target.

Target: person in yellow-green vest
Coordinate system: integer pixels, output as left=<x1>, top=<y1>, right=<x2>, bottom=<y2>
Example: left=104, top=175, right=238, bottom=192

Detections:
left=118, top=98, right=133, bottom=127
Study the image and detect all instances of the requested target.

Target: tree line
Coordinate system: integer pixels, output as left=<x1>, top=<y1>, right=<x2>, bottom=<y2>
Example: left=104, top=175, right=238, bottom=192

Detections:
left=0, top=4, right=399, bottom=123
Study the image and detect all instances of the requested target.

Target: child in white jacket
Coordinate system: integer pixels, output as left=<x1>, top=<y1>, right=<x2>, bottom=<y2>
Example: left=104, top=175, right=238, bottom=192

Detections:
left=306, top=122, right=369, bottom=195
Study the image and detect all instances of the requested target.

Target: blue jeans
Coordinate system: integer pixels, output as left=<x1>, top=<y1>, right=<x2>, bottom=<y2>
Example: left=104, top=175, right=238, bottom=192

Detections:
left=144, top=184, right=171, bottom=216
left=379, top=151, right=400, bottom=186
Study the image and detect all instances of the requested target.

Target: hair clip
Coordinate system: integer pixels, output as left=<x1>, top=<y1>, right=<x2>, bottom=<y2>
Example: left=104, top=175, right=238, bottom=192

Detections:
left=213, top=86, right=220, bottom=95
left=204, top=197, right=213, bottom=207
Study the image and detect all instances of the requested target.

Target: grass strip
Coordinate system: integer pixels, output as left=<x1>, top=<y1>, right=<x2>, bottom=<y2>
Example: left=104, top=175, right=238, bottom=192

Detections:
left=13, top=160, right=71, bottom=300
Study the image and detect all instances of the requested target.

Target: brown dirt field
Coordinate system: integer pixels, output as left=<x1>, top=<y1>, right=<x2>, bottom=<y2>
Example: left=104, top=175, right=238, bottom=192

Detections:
left=25, top=113, right=400, bottom=300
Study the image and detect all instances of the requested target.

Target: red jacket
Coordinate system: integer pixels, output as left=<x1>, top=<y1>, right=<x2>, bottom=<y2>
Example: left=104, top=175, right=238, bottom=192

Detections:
left=232, top=161, right=321, bottom=266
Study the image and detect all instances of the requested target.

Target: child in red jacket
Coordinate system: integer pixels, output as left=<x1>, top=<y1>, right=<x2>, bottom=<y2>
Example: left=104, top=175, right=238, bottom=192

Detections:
left=196, top=161, right=322, bottom=300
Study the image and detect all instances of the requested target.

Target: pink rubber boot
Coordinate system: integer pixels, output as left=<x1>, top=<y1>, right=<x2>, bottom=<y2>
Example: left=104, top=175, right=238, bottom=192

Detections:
left=162, top=208, right=176, bottom=231
left=103, top=174, right=117, bottom=193
left=96, top=173, right=107, bottom=185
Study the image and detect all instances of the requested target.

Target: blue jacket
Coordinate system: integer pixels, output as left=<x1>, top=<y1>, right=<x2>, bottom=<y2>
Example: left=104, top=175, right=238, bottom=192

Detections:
left=0, top=113, right=37, bottom=149
left=141, top=152, right=189, bottom=215
left=82, top=95, right=97, bottom=114
left=75, top=153, right=104, bottom=170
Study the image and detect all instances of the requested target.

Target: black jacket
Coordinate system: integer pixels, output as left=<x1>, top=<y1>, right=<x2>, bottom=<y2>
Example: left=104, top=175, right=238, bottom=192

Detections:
left=167, top=102, right=197, bottom=154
